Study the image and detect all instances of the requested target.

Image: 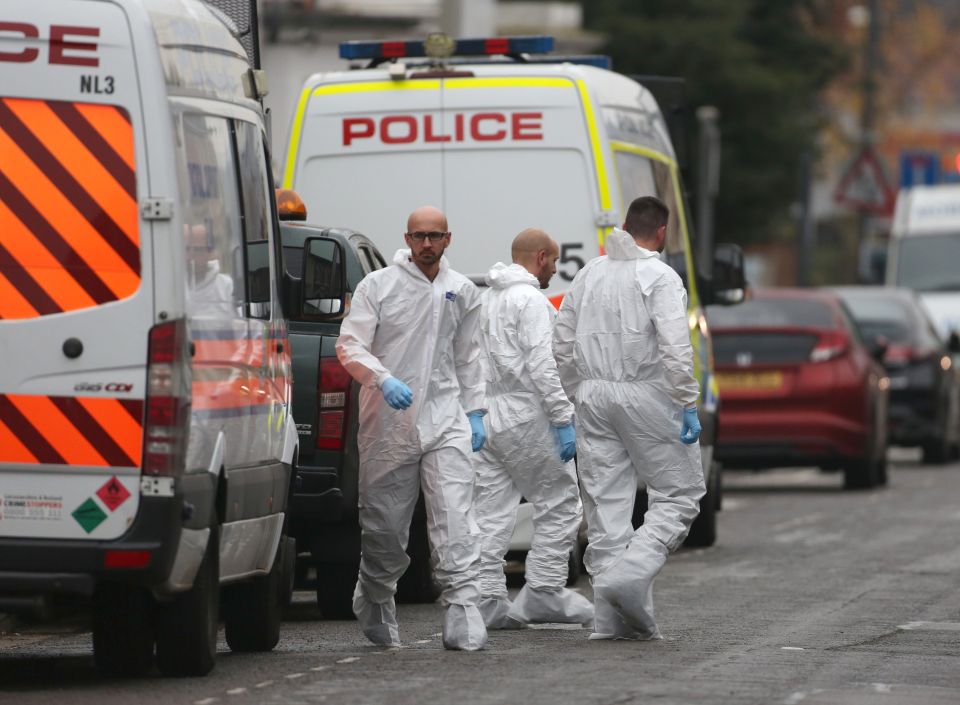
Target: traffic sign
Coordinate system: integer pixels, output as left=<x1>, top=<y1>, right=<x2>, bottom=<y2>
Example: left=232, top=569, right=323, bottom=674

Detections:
left=834, top=146, right=895, bottom=215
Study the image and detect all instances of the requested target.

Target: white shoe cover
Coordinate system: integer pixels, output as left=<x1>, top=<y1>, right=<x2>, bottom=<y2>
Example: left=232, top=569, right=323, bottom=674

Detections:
left=478, top=596, right=524, bottom=629
left=591, top=540, right=666, bottom=640
left=507, top=586, right=594, bottom=626
left=588, top=594, right=658, bottom=641
left=353, top=584, right=401, bottom=647
left=441, top=604, right=488, bottom=651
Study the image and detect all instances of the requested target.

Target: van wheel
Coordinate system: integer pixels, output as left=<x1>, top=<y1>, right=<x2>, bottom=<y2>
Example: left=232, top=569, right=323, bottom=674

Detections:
left=223, top=537, right=289, bottom=653
left=922, top=437, right=949, bottom=465
left=685, top=462, right=719, bottom=548
left=316, top=561, right=358, bottom=619
left=396, top=516, right=440, bottom=604
left=156, top=525, right=219, bottom=677
left=92, top=582, right=155, bottom=677
left=843, top=457, right=879, bottom=490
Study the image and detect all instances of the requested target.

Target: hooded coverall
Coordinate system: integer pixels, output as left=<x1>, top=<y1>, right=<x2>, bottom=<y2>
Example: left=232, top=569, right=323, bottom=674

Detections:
left=553, top=228, right=705, bottom=640
left=472, top=263, right=593, bottom=628
left=336, top=249, right=488, bottom=651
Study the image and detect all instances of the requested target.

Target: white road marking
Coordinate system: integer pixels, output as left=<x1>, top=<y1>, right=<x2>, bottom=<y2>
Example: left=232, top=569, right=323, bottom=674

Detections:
left=337, top=656, right=361, bottom=664
left=783, top=692, right=807, bottom=704
left=781, top=646, right=805, bottom=651
left=195, top=699, right=218, bottom=705
left=310, top=666, right=329, bottom=672
left=226, top=688, right=247, bottom=696
left=285, top=673, right=305, bottom=679
left=414, top=639, right=431, bottom=644
left=254, top=681, right=274, bottom=688
left=872, top=683, right=892, bottom=693
left=898, top=621, right=960, bottom=631
left=432, top=632, right=443, bottom=637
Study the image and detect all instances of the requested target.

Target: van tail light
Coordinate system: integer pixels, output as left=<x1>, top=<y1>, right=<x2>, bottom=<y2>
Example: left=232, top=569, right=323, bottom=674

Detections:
left=317, top=357, right=352, bottom=451
left=810, top=330, right=848, bottom=363
left=143, top=320, right=190, bottom=476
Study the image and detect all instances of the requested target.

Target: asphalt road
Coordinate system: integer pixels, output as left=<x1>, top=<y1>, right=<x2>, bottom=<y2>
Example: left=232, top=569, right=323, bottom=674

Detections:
left=2, top=449, right=960, bottom=705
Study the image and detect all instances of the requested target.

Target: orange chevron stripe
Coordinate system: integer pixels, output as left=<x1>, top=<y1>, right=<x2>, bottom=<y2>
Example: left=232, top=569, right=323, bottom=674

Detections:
left=75, top=102, right=135, bottom=171
left=0, top=418, right=37, bottom=463
left=8, top=395, right=108, bottom=466
left=6, top=99, right=138, bottom=247
left=0, top=269, right=39, bottom=319
left=77, top=397, right=142, bottom=466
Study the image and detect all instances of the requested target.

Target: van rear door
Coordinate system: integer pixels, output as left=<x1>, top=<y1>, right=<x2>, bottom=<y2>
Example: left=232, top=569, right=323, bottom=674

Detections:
left=0, top=0, right=150, bottom=540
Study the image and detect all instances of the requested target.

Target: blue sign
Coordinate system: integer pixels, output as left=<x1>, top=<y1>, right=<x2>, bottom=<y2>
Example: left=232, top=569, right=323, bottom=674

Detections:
left=900, top=151, right=939, bottom=188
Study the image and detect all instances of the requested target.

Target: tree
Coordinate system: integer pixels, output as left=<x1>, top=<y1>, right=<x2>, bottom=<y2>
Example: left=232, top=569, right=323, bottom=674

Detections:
left=584, top=0, right=847, bottom=245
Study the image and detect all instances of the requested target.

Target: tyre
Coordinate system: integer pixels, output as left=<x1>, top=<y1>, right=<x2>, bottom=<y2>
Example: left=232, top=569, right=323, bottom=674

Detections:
left=843, top=457, right=879, bottom=490
left=922, top=437, right=949, bottom=465
left=397, top=518, right=440, bottom=604
left=685, top=462, right=718, bottom=548
left=156, top=525, right=219, bottom=677
left=315, top=560, right=359, bottom=619
left=92, top=582, right=155, bottom=677
left=223, top=537, right=290, bottom=653
left=565, top=547, right=582, bottom=586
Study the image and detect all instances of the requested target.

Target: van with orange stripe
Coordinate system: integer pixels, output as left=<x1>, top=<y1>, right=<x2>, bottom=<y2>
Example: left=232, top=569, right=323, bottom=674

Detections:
left=283, top=36, right=746, bottom=549
left=0, top=0, right=298, bottom=677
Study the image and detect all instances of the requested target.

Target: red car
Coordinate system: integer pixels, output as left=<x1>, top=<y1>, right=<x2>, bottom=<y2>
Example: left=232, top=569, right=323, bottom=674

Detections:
left=707, top=288, right=889, bottom=489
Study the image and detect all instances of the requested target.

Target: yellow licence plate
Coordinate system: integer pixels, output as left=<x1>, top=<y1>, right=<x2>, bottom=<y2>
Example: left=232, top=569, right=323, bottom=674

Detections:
left=716, top=371, right=784, bottom=391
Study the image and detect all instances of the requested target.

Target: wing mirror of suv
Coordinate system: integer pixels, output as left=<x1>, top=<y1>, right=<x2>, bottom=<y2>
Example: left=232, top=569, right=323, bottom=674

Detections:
left=301, top=237, right=347, bottom=320
left=948, top=330, right=960, bottom=354
left=867, top=334, right=889, bottom=362
left=711, top=243, right=746, bottom=305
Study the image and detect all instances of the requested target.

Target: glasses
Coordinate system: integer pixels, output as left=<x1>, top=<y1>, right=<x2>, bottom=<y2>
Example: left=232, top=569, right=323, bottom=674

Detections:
left=405, top=231, right=449, bottom=242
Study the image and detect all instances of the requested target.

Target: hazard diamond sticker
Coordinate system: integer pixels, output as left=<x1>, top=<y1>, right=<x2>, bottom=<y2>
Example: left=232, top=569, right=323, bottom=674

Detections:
left=96, top=476, right=131, bottom=512
left=72, top=498, right=107, bottom=534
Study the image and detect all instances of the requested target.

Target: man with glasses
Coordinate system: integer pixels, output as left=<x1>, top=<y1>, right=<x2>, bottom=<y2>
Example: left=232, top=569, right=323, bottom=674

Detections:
left=336, top=206, right=489, bottom=651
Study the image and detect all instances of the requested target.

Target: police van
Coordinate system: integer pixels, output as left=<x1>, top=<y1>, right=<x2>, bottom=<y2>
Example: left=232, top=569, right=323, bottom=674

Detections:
left=0, top=0, right=297, bottom=677
left=282, top=36, right=745, bottom=547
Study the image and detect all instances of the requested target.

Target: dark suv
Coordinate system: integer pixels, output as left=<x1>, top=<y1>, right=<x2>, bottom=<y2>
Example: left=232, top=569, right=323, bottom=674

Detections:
left=277, top=195, right=436, bottom=617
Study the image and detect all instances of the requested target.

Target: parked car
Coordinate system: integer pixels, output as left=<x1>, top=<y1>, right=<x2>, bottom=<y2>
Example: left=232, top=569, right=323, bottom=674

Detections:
left=832, top=286, right=960, bottom=463
left=707, top=288, right=889, bottom=490
left=275, top=190, right=438, bottom=618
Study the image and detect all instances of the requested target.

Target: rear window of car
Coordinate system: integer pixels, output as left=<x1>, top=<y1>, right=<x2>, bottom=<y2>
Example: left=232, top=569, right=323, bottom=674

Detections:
left=708, top=298, right=836, bottom=328
left=839, top=295, right=914, bottom=343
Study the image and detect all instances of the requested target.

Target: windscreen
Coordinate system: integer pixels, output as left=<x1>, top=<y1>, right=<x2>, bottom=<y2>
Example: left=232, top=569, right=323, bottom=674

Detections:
left=707, top=298, right=836, bottom=329
left=896, top=233, right=960, bottom=291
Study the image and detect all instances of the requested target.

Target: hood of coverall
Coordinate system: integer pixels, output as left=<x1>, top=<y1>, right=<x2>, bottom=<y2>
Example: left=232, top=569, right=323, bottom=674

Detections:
left=605, top=227, right=661, bottom=262
left=484, top=262, right=539, bottom=290
left=393, top=248, right=451, bottom=280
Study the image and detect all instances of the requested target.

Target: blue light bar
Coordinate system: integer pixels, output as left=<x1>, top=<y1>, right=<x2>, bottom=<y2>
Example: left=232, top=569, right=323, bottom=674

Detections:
left=339, top=36, right=555, bottom=61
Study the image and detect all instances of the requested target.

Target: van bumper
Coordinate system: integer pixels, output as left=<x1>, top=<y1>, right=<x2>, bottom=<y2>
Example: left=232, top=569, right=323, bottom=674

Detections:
left=0, top=495, right=183, bottom=605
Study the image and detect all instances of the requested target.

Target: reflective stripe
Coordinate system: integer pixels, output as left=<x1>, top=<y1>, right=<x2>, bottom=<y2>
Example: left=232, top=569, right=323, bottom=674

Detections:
left=575, top=80, right=613, bottom=251
left=282, top=87, right=313, bottom=188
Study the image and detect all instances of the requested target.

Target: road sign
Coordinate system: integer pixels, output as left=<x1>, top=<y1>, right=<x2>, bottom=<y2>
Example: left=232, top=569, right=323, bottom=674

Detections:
left=900, top=151, right=939, bottom=188
left=834, top=146, right=895, bottom=215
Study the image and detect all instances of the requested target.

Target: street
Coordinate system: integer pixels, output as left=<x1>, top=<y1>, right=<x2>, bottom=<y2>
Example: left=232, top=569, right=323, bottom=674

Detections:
left=2, top=450, right=959, bottom=705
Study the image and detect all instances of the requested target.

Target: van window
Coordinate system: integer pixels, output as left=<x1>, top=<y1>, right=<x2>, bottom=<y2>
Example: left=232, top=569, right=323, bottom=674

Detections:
left=612, top=150, right=684, bottom=257
left=234, top=120, right=273, bottom=319
left=176, top=114, right=245, bottom=319
left=0, top=97, right=140, bottom=319
left=896, top=233, right=960, bottom=292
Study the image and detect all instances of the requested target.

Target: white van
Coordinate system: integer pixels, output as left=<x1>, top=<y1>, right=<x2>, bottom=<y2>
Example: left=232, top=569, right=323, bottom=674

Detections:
left=887, top=184, right=960, bottom=341
left=0, top=0, right=297, bottom=677
left=282, top=36, right=746, bottom=547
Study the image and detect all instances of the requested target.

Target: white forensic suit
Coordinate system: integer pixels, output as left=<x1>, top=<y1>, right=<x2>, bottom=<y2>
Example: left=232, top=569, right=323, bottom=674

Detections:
left=553, top=228, right=705, bottom=640
left=335, top=250, right=488, bottom=651
left=472, top=263, right=594, bottom=628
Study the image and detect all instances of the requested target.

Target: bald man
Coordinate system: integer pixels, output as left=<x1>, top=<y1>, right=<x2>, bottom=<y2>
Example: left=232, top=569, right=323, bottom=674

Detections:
left=471, top=229, right=594, bottom=628
left=336, top=206, right=489, bottom=651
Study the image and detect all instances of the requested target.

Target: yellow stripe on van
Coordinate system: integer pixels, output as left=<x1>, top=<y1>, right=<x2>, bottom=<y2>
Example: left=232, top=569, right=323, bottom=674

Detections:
left=282, top=86, right=313, bottom=188
left=575, top=81, right=613, bottom=249
left=444, top=77, right=574, bottom=90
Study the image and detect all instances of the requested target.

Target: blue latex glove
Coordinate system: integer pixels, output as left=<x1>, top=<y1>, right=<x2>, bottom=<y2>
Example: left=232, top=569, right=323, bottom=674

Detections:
left=468, top=411, right=486, bottom=452
left=680, top=406, right=701, bottom=444
left=553, top=422, right=577, bottom=462
left=381, top=377, right=413, bottom=410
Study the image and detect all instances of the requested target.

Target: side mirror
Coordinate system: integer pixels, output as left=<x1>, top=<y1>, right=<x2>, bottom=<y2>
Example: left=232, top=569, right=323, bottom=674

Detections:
left=948, top=330, right=960, bottom=354
left=711, top=243, right=746, bottom=305
left=867, top=334, right=889, bottom=362
left=301, top=237, right=347, bottom=320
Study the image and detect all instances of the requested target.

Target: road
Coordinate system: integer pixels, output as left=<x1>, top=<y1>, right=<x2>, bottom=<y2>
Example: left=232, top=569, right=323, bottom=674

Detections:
left=2, top=450, right=960, bottom=705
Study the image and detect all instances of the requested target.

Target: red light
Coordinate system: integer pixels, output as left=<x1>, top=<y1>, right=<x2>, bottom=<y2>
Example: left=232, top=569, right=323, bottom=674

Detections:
left=382, top=41, right=406, bottom=58
left=484, top=38, right=510, bottom=55
left=954, top=152, right=960, bottom=173
left=316, top=410, right=345, bottom=450
left=104, top=550, right=152, bottom=569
